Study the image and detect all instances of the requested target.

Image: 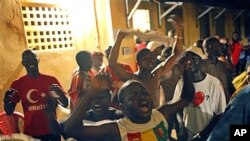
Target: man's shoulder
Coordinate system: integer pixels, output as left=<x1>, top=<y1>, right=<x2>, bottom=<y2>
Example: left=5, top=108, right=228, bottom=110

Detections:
left=11, top=75, right=28, bottom=86
left=39, top=74, right=60, bottom=84
left=40, top=73, right=57, bottom=79
left=205, top=73, right=221, bottom=83
left=16, top=75, right=28, bottom=81
left=234, top=85, right=250, bottom=101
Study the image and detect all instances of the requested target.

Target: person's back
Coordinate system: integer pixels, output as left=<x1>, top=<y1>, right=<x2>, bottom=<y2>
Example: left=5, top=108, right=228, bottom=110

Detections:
left=207, top=84, right=250, bottom=141
left=68, top=50, right=94, bottom=111
left=202, top=37, right=234, bottom=102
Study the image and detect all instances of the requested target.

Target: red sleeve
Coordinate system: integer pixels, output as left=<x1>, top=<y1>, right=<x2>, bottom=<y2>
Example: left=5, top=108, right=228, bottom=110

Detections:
left=123, top=64, right=133, bottom=73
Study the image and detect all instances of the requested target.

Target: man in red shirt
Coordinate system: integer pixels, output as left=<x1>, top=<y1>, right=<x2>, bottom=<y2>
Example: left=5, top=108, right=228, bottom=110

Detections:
left=68, top=51, right=95, bottom=111
left=3, top=49, right=68, bottom=141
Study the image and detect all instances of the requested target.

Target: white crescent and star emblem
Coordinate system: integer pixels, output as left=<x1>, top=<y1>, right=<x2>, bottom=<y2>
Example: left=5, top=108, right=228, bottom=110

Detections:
left=26, top=89, right=39, bottom=103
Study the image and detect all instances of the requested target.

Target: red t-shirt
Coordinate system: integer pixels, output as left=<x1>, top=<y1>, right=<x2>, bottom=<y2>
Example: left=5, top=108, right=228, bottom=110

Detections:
left=10, top=74, right=62, bottom=136
left=68, top=69, right=94, bottom=110
left=135, top=42, right=146, bottom=52
left=231, top=42, right=243, bottom=65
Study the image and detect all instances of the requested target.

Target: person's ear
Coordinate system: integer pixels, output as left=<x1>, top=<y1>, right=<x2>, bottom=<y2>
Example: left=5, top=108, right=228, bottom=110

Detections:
left=137, top=60, right=142, bottom=67
left=37, top=58, right=40, bottom=63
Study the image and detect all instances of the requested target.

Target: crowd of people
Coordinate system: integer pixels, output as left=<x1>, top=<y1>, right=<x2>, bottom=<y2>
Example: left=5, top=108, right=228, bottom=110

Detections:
left=2, top=15, right=250, bottom=141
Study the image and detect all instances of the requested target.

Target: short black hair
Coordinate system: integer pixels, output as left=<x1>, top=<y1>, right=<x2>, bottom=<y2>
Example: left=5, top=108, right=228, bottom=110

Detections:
left=22, top=49, right=36, bottom=59
left=75, top=51, right=91, bottom=66
left=135, top=37, right=142, bottom=44
left=136, top=48, right=151, bottom=62
left=118, top=80, right=142, bottom=104
left=203, top=37, right=223, bottom=57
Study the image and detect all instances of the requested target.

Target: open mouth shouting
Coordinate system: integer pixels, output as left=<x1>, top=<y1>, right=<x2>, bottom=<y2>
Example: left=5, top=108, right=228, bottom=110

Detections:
left=139, top=101, right=150, bottom=113
left=93, top=104, right=103, bottom=111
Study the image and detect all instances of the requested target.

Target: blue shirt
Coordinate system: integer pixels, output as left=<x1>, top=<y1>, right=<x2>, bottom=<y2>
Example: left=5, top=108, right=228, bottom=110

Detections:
left=207, top=85, right=250, bottom=141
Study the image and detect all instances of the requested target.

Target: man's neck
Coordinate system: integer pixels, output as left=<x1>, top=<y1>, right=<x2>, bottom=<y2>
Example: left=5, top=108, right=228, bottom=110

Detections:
left=27, top=71, right=40, bottom=78
left=79, top=67, right=89, bottom=72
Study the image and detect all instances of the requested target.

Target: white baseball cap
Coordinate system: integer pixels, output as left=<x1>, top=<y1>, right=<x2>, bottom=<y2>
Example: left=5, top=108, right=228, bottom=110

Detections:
left=186, top=46, right=207, bottom=59
left=146, top=41, right=164, bottom=52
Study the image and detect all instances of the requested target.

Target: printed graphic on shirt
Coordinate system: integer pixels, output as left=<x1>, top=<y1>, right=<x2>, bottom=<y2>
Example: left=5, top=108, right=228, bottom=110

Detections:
left=192, top=91, right=205, bottom=106
left=81, top=76, right=92, bottom=90
left=127, top=121, right=168, bottom=141
left=25, top=89, right=48, bottom=111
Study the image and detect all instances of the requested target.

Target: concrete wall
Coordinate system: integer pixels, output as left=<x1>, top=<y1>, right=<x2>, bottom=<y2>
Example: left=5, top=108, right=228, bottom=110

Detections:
left=182, top=3, right=245, bottom=47
left=183, top=3, right=200, bottom=47
left=0, top=0, right=28, bottom=112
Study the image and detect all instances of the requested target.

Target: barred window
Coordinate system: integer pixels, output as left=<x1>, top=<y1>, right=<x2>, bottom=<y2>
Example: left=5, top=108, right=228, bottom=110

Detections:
left=21, top=3, right=74, bottom=51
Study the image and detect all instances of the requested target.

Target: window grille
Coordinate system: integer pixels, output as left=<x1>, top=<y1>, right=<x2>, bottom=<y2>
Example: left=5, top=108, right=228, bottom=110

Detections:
left=21, top=3, right=74, bottom=51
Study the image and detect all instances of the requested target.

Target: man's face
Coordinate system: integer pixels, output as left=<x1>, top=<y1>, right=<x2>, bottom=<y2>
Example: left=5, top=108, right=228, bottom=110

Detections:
left=138, top=52, right=156, bottom=71
left=92, top=55, right=103, bottom=68
left=22, top=52, right=39, bottom=73
left=181, top=52, right=200, bottom=73
left=91, top=91, right=110, bottom=116
left=121, top=83, right=153, bottom=123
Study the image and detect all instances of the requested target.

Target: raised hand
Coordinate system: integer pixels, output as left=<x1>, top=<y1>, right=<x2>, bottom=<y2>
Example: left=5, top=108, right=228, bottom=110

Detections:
left=116, top=29, right=134, bottom=39
left=167, top=15, right=183, bottom=28
left=48, top=84, right=65, bottom=98
left=92, top=74, right=112, bottom=89
left=3, top=89, right=17, bottom=104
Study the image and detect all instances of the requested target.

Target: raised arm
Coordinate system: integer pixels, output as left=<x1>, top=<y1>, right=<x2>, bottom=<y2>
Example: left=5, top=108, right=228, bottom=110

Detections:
left=152, top=15, right=183, bottom=76
left=3, top=89, right=17, bottom=115
left=133, top=30, right=171, bottom=46
left=108, top=29, right=135, bottom=81
left=63, top=87, right=120, bottom=140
